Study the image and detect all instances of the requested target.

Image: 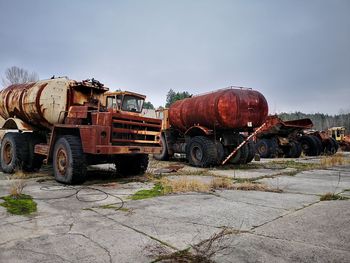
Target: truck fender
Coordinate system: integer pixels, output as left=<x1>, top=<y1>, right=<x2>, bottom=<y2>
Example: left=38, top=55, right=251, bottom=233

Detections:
left=1, top=118, right=34, bottom=131
left=184, top=125, right=213, bottom=137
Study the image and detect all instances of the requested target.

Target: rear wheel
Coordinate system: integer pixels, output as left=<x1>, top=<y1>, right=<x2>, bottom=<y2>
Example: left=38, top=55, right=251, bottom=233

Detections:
left=0, top=133, right=29, bottom=173
left=115, top=154, right=149, bottom=176
left=324, top=138, right=337, bottom=155
left=246, top=139, right=256, bottom=163
left=311, top=136, right=323, bottom=156
left=285, top=140, right=302, bottom=158
left=256, top=138, right=277, bottom=158
left=331, top=138, right=339, bottom=153
left=186, top=136, right=218, bottom=167
left=299, top=135, right=318, bottom=156
left=53, top=135, right=87, bottom=184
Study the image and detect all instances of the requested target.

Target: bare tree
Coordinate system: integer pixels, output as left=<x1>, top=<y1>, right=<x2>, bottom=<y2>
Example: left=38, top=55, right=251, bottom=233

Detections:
left=1, top=66, right=39, bottom=87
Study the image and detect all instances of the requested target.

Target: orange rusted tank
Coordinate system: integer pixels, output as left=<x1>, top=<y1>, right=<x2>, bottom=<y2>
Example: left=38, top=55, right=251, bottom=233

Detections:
left=0, top=78, right=107, bottom=129
left=169, top=88, right=268, bottom=132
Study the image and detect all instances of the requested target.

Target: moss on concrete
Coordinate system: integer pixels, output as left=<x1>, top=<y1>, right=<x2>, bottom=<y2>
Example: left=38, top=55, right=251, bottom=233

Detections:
left=131, top=184, right=167, bottom=200
left=0, top=194, right=37, bottom=215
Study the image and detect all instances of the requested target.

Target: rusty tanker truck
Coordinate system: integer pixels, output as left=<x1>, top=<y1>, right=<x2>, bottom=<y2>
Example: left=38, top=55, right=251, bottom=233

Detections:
left=155, top=87, right=268, bottom=166
left=0, top=78, right=162, bottom=184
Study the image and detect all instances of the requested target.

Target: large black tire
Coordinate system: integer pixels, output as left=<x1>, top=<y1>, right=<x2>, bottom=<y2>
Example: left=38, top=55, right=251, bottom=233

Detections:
left=311, top=136, right=323, bottom=156
left=116, top=154, right=149, bottom=176
left=255, top=138, right=277, bottom=158
left=22, top=133, right=46, bottom=172
left=331, top=138, right=339, bottom=153
left=0, top=133, right=29, bottom=173
left=324, top=138, right=337, bottom=155
left=246, top=139, right=256, bottom=163
left=186, top=136, right=218, bottom=167
left=299, top=135, right=319, bottom=156
left=53, top=135, right=87, bottom=184
left=153, top=135, right=169, bottom=161
left=223, top=134, right=249, bottom=165
left=285, top=140, right=302, bottom=158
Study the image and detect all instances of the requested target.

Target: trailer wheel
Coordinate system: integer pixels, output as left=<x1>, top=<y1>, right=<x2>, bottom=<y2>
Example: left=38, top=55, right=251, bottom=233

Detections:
left=153, top=135, right=169, bottom=161
left=324, top=138, right=337, bottom=155
left=299, top=135, right=318, bottom=156
left=116, top=154, right=149, bottom=176
left=311, top=136, right=323, bottom=156
left=245, top=140, right=256, bottom=163
left=331, top=138, right=339, bottom=153
left=186, top=136, right=218, bottom=167
left=22, top=133, right=45, bottom=172
left=285, top=140, right=302, bottom=158
left=0, top=133, right=29, bottom=173
left=53, top=135, right=87, bottom=184
left=255, top=138, right=277, bottom=158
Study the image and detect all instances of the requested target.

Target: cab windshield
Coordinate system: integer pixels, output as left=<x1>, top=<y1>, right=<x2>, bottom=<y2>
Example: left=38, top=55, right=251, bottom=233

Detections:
left=121, top=95, right=144, bottom=113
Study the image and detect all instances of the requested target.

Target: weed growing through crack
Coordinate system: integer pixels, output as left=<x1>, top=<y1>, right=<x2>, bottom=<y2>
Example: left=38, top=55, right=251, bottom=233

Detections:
left=149, top=227, right=235, bottom=263
left=9, top=180, right=26, bottom=198
left=320, top=192, right=349, bottom=201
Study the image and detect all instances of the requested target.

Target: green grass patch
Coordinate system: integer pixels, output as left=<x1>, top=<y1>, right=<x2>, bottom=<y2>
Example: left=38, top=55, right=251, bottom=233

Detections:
left=131, top=183, right=168, bottom=200
left=0, top=194, right=37, bottom=215
left=320, top=193, right=349, bottom=201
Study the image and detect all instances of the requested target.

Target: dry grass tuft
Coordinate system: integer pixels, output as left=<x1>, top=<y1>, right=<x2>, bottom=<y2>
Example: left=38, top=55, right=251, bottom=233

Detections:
left=161, top=177, right=211, bottom=193
left=320, top=153, right=350, bottom=168
left=148, top=227, right=235, bottom=263
left=159, top=176, right=281, bottom=194
left=12, top=170, right=27, bottom=179
left=210, top=177, right=234, bottom=189
left=9, top=180, right=26, bottom=198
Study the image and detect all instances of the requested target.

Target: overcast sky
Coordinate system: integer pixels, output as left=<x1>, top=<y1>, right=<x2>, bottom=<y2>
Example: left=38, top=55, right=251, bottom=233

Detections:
left=0, top=0, right=349, bottom=114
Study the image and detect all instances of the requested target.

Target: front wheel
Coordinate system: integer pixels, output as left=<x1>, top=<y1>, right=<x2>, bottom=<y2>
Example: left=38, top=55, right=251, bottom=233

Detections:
left=53, top=135, right=87, bottom=184
left=186, top=136, right=218, bottom=167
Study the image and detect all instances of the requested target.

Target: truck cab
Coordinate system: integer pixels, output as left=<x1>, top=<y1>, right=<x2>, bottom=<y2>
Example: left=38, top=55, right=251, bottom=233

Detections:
left=103, top=91, right=145, bottom=114
left=328, top=127, right=345, bottom=142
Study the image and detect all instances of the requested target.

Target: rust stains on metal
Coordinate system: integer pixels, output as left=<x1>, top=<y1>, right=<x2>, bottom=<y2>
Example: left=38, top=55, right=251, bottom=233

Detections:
left=258, top=115, right=313, bottom=136
left=168, top=88, right=268, bottom=132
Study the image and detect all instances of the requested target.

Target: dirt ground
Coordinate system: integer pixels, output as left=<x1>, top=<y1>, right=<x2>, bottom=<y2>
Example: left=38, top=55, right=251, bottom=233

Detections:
left=1, top=153, right=350, bottom=262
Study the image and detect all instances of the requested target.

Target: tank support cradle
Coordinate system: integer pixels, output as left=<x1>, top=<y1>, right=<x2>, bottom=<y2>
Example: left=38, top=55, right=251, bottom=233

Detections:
left=221, top=122, right=267, bottom=165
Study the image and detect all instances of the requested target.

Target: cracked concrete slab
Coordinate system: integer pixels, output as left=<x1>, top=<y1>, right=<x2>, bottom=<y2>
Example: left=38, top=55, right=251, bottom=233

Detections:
left=254, top=200, right=350, bottom=252
left=258, top=166, right=350, bottom=195
left=213, top=232, right=350, bottom=263
left=1, top=155, right=350, bottom=262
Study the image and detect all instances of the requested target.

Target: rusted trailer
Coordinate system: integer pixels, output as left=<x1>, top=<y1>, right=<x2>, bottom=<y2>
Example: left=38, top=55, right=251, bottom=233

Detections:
left=255, top=116, right=338, bottom=158
left=0, top=78, right=161, bottom=184
left=155, top=87, right=268, bottom=167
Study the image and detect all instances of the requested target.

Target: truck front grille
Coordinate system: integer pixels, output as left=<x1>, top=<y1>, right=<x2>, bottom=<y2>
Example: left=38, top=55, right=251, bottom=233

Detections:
left=111, top=113, right=161, bottom=146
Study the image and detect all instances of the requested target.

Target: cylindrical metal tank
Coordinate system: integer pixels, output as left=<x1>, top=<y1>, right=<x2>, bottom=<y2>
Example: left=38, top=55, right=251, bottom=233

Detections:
left=0, top=78, right=70, bottom=129
left=169, top=88, right=268, bottom=132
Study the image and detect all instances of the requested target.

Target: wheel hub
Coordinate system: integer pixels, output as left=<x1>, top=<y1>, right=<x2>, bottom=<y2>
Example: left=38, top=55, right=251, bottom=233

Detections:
left=192, top=146, right=203, bottom=161
left=3, top=142, right=13, bottom=165
left=56, top=148, right=68, bottom=176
